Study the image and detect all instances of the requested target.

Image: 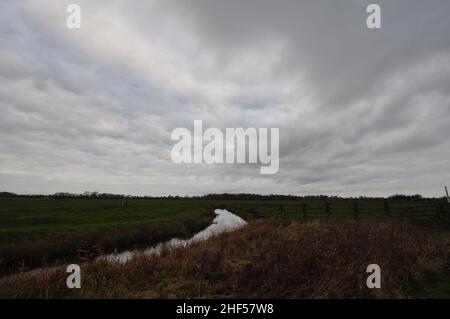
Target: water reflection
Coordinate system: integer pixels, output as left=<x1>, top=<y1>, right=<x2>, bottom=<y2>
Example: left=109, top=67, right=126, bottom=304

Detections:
left=98, top=209, right=246, bottom=263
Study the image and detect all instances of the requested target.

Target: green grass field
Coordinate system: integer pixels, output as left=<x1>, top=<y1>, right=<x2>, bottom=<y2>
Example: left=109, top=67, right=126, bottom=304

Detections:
left=0, top=198, right=216, bottom=244
left=221, top=198, right=446, bottom=226
left=0, top=196, right=449, bottom=298
left=0, top=198, right=219, bottom=274
left=0, top=197, right=446, bottom=245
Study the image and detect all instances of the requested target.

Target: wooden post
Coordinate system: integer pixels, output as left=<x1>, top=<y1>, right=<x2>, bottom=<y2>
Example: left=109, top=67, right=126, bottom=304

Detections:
left=384, top=200, right=390, bottom=217
left=325, top=201, right=331, bottom=221
left=445, top=202, right=449, bottom=225
left=445, top=186, right=450, bottom=203
left=437, top=203, right=444, bottom=225
left=302, top=203, right=308, bottom=223
left=280, top=204, right=284, bottom=220
left=353, top=201, right=359, bottom=220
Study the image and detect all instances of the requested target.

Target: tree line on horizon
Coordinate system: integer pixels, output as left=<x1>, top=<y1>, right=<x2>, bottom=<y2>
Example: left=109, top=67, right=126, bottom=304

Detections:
left=0, top=191, right=441, bottom=201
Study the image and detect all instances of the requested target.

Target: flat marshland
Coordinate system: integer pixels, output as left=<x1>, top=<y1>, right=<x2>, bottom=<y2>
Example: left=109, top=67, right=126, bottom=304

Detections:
left=0, top=198, right=217, bottom=275
left=0, top=197, right=449, bottom=298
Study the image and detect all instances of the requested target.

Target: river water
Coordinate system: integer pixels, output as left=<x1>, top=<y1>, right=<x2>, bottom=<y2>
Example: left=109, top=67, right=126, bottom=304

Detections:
left=0, top=209, right=246, bottom=282
left=98, top=209, right=246, bottom=263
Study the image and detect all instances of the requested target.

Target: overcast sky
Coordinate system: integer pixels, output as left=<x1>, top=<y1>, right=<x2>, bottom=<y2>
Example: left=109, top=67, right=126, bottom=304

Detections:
left=1, top=0, right=450, bottom=197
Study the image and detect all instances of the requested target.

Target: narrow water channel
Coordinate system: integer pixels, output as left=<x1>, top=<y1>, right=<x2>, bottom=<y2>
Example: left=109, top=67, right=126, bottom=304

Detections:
left=1, top=209, right=246, bottom=282
left=98, top=209, right=246, bottom=263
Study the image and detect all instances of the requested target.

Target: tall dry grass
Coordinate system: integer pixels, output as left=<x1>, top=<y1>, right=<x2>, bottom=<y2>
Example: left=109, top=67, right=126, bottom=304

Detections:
left=0, top=219, right=447, bottom=298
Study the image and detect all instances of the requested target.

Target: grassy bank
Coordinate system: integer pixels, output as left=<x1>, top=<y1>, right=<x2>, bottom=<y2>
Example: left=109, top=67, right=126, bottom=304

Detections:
left=0, top=198, right=219, bottom=243
left=1, top=219, right=448, bottom=298
left=0, top=197, right=447, bottom=278
left=0, top=199, right=216, bottom=275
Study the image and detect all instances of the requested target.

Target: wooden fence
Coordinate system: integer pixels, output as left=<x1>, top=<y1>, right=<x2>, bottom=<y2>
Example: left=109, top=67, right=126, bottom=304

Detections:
left=276, top=200, right=450, bottom=227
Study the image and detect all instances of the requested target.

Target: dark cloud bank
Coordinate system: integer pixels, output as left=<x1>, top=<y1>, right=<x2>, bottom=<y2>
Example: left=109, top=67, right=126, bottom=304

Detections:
left=1, top=0, right=450, bottom=197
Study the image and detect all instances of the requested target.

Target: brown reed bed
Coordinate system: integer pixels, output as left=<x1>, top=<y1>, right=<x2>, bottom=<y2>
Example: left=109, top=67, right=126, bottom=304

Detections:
left=0, top=219, right=448, bottom=298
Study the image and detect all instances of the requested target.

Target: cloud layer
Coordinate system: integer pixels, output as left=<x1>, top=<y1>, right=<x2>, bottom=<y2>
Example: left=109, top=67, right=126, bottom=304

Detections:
left=1, top=0, right=450, bottom=196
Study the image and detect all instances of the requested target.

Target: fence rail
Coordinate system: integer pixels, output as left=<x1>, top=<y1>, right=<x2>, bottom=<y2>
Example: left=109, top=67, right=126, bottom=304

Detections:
left=273, top=200, right=450, bottom=227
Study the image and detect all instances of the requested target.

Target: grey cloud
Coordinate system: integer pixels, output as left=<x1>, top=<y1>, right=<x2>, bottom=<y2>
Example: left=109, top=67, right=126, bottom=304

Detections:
left=0, top=0, right=450, bottom=196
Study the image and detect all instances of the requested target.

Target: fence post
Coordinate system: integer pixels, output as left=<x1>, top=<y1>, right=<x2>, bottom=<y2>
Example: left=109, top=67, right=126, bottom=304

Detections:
left=384, top=200, right=390, bottom=217
left=353, top=201, right=359, bottom=220
left=445, top=202, right=449, bottom=226
left=446, top=202, right=449, bottom=226
left=280, top=204, right=284, bottom=220
left=325, top=201, right=331, bottom=221
left=437, top=203, right=444, bottom=225
left=302, top=203, right=308, bottom=223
